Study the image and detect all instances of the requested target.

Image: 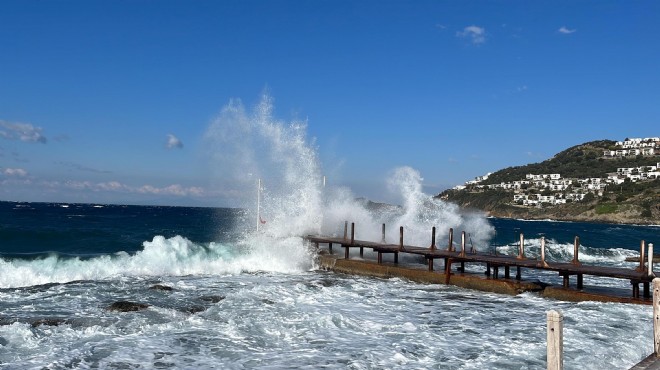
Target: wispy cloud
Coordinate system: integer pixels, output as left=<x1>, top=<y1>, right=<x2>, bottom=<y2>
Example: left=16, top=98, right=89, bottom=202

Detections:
left=457, top=25, right=486, bottom=44
left=0, top=120, right=47, bottom=143
left=60, top=180, right=204, bottom=197
left=2, top=167, right=28, bottom=177
left=138, top=184, right=203, bottom=196
left=166, top=134, right=183, bottom=149
left=56, top=161, right=112, bottom=174
left=558, top=26, right=576, bottom=34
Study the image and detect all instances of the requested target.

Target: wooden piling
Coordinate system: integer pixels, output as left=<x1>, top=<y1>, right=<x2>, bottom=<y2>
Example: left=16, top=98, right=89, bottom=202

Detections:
left=654, top=278, right=660, bottom=357
left=430, top=226, right=436, bottom=250
left=448, top=228, right=454, bottom=252
left=351, top=223, right=355, bottom=245
left=459, top=231, right=467, bottom=257
left=638, top=240, right=646, bottom=272
left=381, top=223, right=386, bottom=243
left=343, top=221, right=348, bottom=240
left=547, top=310, right=564, bottom=370
left=650, top=243, right=655, bottom=277
left=538, top=236, right=550, bottom=268
left=517, top=233, right=525, bottom=260
left=399, top=226, right=404, bottom=251
left=571, top=236, right=581, bottom=266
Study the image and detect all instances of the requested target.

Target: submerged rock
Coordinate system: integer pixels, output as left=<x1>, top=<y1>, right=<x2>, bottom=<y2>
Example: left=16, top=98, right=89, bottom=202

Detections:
left=150, top=284, right=174, bottom=291
left=183, top=305, right=207, bottom=314
left=30, top=318, right=68, bottom=327
left=199, top=295, right=225, bottom=303
left=107, top=301, right=149, bottom=312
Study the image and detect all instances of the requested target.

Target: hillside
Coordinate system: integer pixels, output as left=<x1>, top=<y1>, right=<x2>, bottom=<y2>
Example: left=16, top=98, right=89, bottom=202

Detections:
left=438, top=139, right=660, bottom=225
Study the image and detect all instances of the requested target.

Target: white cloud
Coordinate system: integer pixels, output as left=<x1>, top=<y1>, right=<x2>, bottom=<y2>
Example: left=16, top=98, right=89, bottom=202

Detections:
left=138, top=184, right=204, bottom=196
left=457, top=25, right=486, bottom=44
left=166, top=134, right=183, bottom=149
left=0, top=120, right=47, bottom=143
left=61, top=180, right=204, bottom=197
left=3, top=168, right=28, bottom=177
left=57, top=161, right=112, bottom=174
left=558, top=26, right=576, bottom=34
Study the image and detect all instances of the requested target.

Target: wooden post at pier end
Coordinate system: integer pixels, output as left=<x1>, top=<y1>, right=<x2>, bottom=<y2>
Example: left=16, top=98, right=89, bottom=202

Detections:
left=350, top=223, right=355, bottom=245
left=547, top=310, right=564, bottom=370
left=459, top=231, right=467, bottom=257
left=399, top=226, right=404, bottom=251
left=650, top=244, right=655, bottom=278
left=538, top=237, right=550, bottom=268
left=654, top=278, right=660, bottom=357
left=430, top=227, right=436, bottom=250
left=448, top=228, right=454, bottom=252
left=381, top=223, right=386, bottom=244
left=343, top=221, right=348, bottom=240
left=517, top=233, right=526, bottom=260
left=638, top=240, right=647, bottom=272
left=571, top=236, right=581, bottom=266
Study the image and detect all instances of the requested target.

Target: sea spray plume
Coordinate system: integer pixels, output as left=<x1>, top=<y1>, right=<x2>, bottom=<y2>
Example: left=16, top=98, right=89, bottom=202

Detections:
left=204, top=93, right=323, bottom=271
left=384, top=167, right=494, bottom=248
left=205, top=93, right=323, bottom=236
left=317, top=166, right=494, bottom=248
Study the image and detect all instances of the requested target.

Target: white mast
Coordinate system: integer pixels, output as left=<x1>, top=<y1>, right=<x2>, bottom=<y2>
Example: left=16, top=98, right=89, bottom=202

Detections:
left=256, top=178, right=261, bottom=232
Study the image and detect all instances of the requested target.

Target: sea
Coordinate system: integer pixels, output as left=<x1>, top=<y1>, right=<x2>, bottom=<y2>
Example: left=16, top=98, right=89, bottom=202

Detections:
left=0, top=201, right=658, bottom=370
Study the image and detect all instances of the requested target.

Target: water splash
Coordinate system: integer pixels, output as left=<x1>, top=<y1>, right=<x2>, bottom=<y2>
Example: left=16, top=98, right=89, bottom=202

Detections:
left=203, top=93, right=496, bottom=267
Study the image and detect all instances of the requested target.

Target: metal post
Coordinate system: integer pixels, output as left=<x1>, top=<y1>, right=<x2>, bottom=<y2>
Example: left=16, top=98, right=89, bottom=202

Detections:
left=654, top=278, right=660, bottom=357
left=459, top=231, right=466, bottom=257
left=448, top=228, right=454, bottom=252
left=517, top=233, right=525, bottom=260
left=538, top=236, right=550, bottom=268
left=547, top=310, right=564, bottom=370
left=399, top=226, right=404, bottom=251
left=430, top=226, right=436, bottom=250
left=571, top=236, right=581, bottom=266
left=638, top=240, right=647, bottom=272
left=381, top=223, right=386, bottom=244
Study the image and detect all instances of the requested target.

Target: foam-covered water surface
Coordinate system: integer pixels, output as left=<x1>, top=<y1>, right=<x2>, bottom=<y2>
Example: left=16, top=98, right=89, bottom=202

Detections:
left=0, top=271, right=652, bottom=369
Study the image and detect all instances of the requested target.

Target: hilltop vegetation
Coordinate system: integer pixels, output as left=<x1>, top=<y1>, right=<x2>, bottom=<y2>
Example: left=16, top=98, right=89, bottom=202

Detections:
left=438, top=140, right=660, bottom=225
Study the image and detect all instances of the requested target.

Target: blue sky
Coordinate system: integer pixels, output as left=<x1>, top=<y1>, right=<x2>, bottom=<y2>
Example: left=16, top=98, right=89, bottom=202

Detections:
left=1, top=1, right=658, bottom=206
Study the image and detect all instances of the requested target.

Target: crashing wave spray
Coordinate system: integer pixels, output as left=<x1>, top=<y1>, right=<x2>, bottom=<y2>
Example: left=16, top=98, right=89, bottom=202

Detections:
left=319, top=167, right=494, bottom=249
left=205, top=93, right=495, bottom=264
left=204, top=92, right=324, bottom=271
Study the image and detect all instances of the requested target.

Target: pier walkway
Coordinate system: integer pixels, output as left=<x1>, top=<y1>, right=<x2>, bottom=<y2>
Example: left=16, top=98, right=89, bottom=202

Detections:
left=305, top=224, right=655, bottom=299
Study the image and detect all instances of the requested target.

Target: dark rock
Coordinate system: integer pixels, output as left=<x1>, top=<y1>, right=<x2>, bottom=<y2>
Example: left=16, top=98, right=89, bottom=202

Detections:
left=150, top=284, right=174, bottom=291
left=107, top=301, right=149, bottom=312
left=183, top=305, right=207, bottom=314
left=261, top=299, right=275, bottom=305
left=30, top=318, right=68, bottom=327
left=199, top=295, right=225, bottom=303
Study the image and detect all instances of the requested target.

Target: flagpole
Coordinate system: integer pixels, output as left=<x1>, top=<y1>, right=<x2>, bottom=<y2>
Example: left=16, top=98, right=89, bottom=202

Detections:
left=256, top=178, right=261, bottom=232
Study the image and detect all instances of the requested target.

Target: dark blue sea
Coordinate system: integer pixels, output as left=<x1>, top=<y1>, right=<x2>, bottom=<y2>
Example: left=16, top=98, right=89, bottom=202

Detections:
left=0, top=201, right=658, bottom=369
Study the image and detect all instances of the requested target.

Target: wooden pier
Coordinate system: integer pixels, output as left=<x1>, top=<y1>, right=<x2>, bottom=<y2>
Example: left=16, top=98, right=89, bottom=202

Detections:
left=306, top=223, right=656, bottom=300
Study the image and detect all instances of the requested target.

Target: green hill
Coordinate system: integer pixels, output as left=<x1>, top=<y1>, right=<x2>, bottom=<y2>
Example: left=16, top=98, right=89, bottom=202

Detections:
left=438, top=140, right=660, bottom=224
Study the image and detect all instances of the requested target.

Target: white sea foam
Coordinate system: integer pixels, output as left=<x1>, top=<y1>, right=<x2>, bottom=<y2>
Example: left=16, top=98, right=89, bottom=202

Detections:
left=0, top=235, right=315, bottom=288
left=494, top=237, right=640, bottom=267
